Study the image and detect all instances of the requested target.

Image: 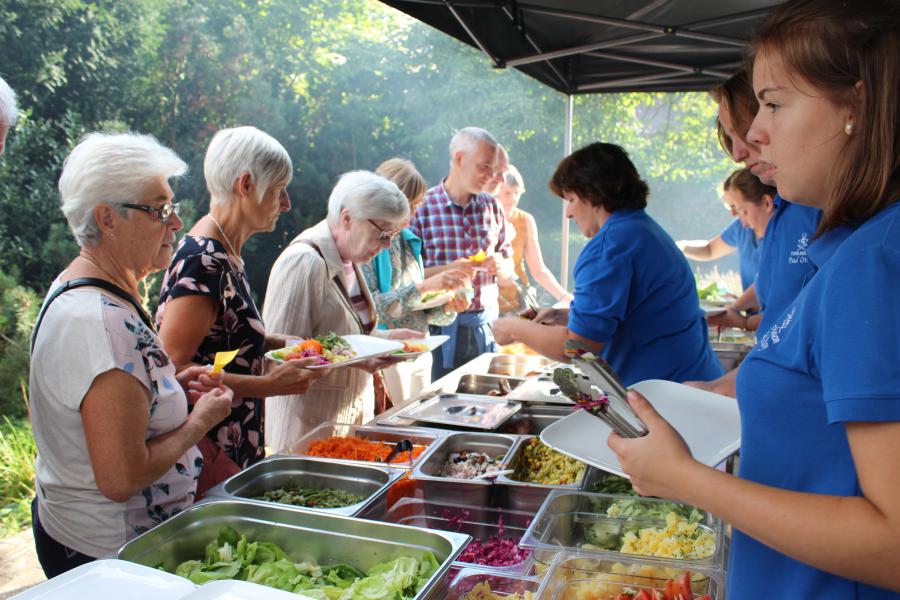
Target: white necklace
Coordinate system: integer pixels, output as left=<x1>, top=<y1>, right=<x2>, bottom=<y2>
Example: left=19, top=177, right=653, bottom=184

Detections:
left=208, top=214, right=245, bottom=268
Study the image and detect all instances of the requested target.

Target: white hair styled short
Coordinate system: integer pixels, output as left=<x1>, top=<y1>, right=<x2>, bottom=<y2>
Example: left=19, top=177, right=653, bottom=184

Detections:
left=448, top=126, right=497, bottom=165
left=326, top=170, right=409, bottom=227
left=204, top=126, right=292, bottom=207
left=0, top=76, right=18, bottom=127
left=59, top=132, right=187, bottom=247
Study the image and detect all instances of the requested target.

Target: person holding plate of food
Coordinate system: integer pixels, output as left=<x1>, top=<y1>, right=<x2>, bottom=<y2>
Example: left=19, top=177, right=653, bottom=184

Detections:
left=262, top=170, right=422, bottom=452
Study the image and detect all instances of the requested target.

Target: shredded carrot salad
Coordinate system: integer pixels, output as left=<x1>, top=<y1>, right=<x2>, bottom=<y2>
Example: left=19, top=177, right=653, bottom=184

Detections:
left=306, top=436, right=427, bottom=463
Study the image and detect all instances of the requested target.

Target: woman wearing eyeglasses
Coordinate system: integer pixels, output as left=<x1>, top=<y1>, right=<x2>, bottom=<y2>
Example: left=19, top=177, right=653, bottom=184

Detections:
left=156, top=127, right=322, bottom=494
left=262, top=170, right=421, bottom=452
left=28, top=133, right=234, bottom=577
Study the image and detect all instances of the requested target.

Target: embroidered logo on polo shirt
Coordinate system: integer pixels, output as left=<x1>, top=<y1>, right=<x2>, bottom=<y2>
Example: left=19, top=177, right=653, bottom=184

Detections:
left=758, top=306, right=796, bottom=350
left=788, top=233, right=809, bottom=265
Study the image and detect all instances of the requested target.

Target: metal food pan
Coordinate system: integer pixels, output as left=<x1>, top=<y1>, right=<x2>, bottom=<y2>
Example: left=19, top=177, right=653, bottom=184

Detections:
left=487, top=355, right=556, bottom=378
left=118, top=500, right=470, bottom=600
left=536, top=552, right=725, bottom=600
left=411, top=432, right=520, bottom=506
left=395, top=394, right=522, bottom=430
left=579, top=465, right=631, bottom=494
left=284, top=422, right=444, bottom=468
left=455, top=374, right=526, bottom=396
left=203, top=456, right=402, bottom=516
left=495, top=436, right=586, bottom=513
left=497, top=404, right=571, bottom=436
left=378, top=498, right=535, bottom=575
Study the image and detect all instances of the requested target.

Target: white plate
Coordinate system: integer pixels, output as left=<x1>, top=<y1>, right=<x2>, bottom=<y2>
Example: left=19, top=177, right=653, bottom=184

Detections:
left=265, top=334, right=404, bottom=370
left=539, top=379, right=741, bottom=477
left=702, top=306, right=727, bottom=317
left=412, top=290, right=455, bottom=311
left=12, top=559, right=195, bottom=599
left=390, top=335, right=450, bottom=358
left=180, top=580, right=313, bottom=600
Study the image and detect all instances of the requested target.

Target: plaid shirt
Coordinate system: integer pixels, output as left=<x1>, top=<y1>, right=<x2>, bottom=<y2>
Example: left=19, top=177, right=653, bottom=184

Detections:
left=410, top=180, right=511, bottom=312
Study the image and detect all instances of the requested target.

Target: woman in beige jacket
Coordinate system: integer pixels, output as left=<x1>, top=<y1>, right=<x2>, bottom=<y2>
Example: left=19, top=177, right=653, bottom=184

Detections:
left=262, top=171, right=421, bottom=451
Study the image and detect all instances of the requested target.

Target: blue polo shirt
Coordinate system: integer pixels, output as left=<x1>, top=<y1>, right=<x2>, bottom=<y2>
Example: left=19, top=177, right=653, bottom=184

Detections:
left=732, top=202, right=900, bottom=600
left=720, top=218, right=762, bottom=291
left=755, top=196, right=821, bottom=332
left=568, top=209, right=723, bottom=386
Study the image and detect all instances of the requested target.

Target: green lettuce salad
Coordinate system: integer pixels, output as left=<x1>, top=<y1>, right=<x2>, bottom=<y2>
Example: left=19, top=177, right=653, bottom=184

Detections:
left=168, top=526, right=440, bottom=599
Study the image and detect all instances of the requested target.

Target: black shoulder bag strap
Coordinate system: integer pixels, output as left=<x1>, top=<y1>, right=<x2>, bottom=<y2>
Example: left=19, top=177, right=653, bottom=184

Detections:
left=30, top=277, right=154, bottom=352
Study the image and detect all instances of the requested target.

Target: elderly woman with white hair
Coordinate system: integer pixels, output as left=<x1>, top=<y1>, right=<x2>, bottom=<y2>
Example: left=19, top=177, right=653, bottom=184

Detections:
left=29, top=132, right=233, bottom=577
left=0, top=75, right=18, bottom=155
left=156, top=126, right=321, bottom=493
left=262, top=170, right=420, bottom=451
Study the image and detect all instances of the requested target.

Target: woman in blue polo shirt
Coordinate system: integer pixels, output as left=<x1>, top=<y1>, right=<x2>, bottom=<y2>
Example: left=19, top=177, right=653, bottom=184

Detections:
left=609, top=1, right=900, bottom=598
left=679, top=169, right=774, bottom=293
left=492, top=142, right=722, bottom=386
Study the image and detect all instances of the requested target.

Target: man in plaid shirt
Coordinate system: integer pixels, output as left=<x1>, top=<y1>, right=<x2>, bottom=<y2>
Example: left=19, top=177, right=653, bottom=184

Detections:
left=410, top=127, right=513, bottom=378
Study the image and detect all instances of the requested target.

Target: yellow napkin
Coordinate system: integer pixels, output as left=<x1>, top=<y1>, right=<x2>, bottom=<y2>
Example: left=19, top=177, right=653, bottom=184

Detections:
left=467, top=250, right=487, bottom=263
left=210, top=349, right=239, bottom=374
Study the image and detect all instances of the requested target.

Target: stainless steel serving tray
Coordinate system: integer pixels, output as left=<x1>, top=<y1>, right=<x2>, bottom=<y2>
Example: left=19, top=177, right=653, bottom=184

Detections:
left=394, top=394, right=522, bottom=430
left=379, top=498, right=536, bottom=575
left=455, top=373, right=526, bottom=396
left=203, top=456, right=402, bottom=516
left=284, top=422, right=445, bottom=469
left=118, top=500, right=470, bottom=600
left=495, top=436, right=587, bottom=513
left=411, top=432, right=520, bottom=506
left=487, top=355, right=557, bottom=378
left=497, top=404, right=572, bottom=436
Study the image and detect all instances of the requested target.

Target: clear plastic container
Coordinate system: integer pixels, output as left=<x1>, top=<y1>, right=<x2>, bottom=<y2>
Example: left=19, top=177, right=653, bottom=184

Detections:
left=520, top=490, right=725, bottom=574
left=447, top=567, right=542, bottom=599
left=380, top=498, right=535, bottom=574
left=536, top=552, right=725, bottom=600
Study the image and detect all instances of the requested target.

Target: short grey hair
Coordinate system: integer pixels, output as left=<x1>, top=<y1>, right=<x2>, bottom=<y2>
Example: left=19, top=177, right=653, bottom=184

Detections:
left=59, top=132, right=187, bottom=247
left=204, top=126, right=292, bottom=207
left=448, top=126, right=498, bottom=164
left=0, top=76, right=18, bottom=126
left=504, top=163, right=525, bottom=191
left=326, top=170, right=409, bottom=227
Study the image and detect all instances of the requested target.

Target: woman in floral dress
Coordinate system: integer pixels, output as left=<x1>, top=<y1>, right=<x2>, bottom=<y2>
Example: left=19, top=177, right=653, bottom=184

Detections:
left=156, top=126, right=320, bottom=493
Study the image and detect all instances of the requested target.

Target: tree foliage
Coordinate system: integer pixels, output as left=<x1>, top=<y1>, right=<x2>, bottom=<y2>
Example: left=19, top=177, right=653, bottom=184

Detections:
left=0, top=0, right=735, bottom=309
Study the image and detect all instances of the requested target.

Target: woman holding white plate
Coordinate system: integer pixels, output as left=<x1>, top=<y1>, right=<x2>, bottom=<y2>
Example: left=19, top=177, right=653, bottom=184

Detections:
left=262, top=171, right=422, bottom=451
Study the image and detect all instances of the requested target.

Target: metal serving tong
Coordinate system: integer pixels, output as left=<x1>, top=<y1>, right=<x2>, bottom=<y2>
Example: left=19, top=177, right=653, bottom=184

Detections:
left=382, top=439, right=414, bottom=465
left=552, top=341, right=647, bottom=438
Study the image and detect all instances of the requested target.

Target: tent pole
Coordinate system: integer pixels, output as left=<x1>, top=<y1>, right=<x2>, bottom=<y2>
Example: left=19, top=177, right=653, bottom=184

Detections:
left=560, top=94, right=573, bottom=290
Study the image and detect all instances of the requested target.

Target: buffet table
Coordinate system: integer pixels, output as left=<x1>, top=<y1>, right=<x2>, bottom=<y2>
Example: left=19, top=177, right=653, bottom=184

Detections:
left=18, top=351, right=734, bottom=600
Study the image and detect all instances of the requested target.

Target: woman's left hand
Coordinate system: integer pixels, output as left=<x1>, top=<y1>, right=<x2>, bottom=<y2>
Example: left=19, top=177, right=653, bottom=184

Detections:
left=177, top=365, right=225, bottom=403
left=607, top=390, right=696, bottom=499
left=491, top=317, right=520, bottom=345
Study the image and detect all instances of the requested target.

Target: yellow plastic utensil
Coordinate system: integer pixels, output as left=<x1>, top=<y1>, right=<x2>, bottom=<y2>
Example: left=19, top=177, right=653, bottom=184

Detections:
left=210, top=349, right=239, bottom=375
left=467, top=250, right=487, bottom=263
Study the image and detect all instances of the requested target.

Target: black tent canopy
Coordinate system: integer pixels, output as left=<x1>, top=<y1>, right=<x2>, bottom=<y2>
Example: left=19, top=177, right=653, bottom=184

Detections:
left=379, top=0, right=782, bottom=282
left=379, top=0, right=782, bottom=95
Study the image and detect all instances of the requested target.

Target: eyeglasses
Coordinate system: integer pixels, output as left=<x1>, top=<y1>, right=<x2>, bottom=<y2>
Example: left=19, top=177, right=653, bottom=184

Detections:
left=367, top=219, right=400, bottom=241
left=122, top=202, right=180, bottom=222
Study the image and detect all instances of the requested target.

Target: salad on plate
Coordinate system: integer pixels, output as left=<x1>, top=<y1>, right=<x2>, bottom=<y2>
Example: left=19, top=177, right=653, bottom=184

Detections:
left=269, top=333, right=357, bottom=366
